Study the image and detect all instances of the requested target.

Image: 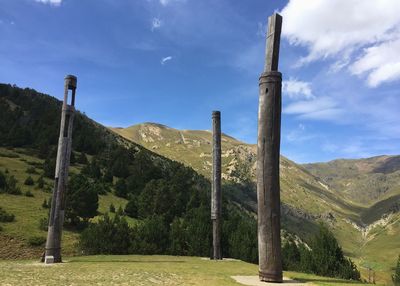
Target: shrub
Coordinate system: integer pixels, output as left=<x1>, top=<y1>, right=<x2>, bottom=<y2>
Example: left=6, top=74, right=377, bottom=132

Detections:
left=26, top=167, right=37, bottom=174
left=37, top=176, right=44, bottom=189
left=38, top=217, right=48, bottom=231
left=42, top=198, right=51, bottom=209
left=66, top=174, right=99, bottom=225
left=0, top=207, right=15, bottom=222
left=77, top=152, right=88, bottom=164
left=130, top=215, right=169, bottom=255
left=115, top=179, right=128, bottom=198
left=109, top=203, right=115, bottom=213
left=80, top=214, right=131, bottom=255
left=393, top=255, right=400, bottom=286
left=4, top=175, right=22, bottom=195
left=24, top=176, right=34, bottom=185
left=0, top=170, right=7, bottom=190
left=124, top=200, right=138, bottom=218
left=43, top=156, right=56, bottom=178
left=116, top=206, right=124, bottom=216
left=0, top=225, right=3, bottom=232
left=25, top=190, right=34, bottom=197
left=28, top=236, right=46, bottom=246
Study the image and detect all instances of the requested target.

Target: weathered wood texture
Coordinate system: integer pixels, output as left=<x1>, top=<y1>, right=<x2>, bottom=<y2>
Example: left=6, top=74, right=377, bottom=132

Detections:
left=211, top=110, right=222, bottom=260
left=264, top=13, right=282, bottom=72
left=44, top=75, right=77, bottom=264
left=257, top=13, right=283, bottom=282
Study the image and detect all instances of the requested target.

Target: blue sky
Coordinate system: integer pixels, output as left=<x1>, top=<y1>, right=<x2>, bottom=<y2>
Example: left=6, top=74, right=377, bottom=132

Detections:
left=1, top=0, right=400, bottom=163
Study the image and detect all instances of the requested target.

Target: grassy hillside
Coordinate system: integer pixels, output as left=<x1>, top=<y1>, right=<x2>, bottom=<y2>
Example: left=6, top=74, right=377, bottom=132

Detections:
left=111, top=123, right=400, bottom=284
left=0, top=147, right=130, bottom=258
left=304, top=156, right=400, bottom=207
left=0, top=255, right=371, bottom=286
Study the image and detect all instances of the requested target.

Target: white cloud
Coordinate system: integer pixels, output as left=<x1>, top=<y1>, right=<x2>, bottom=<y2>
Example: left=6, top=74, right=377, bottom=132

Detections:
left=283, top=79, right=314, bottom=99
left=350, top=39, right=400, bottom=87
left=280, top=0, right=400, bottom=86
left=159, top=0, right=186, bottom=6
left=151, top=18, right=162, bottom=31
left=284, top=97, right=342, bottom=120
left=35, top=0, right=62, bottom=6
left=161, top=56, right=173, bottom=65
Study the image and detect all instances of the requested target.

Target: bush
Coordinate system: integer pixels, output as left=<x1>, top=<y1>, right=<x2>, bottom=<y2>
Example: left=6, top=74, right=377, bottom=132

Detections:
left=38, top=217, right=48, bottom=231
left=1, top=175, right=22, bottom=195
left=116, top=206, right=124, bottom=216
left=0, top=225, right=3, bottom=232
left=37, top=176, right=44, bottom=189
left=42, top=198, right=51, bottom=209
left=0, top=207, right=15, bottom=222
left=25, top=190, right=34, bottom=197
left=66, top=174, right=99, bottom=225
left=26, top=176, right=36, bottom=184
left=77, top=152, right=88, bottom=164
left=393, top=255, right=400, bottom=286
left=28, top=236, right=46, bottom=246
left=109, top=203, right=115, bottom=213
left=124, top=200, right=138, bottom=218
left=130, top=215, right=169, bottom=254
left=0, top=170, right=6, bottom=190
left=80, top=214, right=131, bottom=255
left=115, top=179, right=128, bottom=198
left=43, top=155, right=56, bottom=179
left=26, top=167, right=37, bottom=174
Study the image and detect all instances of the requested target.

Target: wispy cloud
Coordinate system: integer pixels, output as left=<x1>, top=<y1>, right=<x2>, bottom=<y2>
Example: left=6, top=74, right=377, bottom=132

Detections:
left=159, top=0, right=186, bottom=6
left=280, top=0, right=400, bottom=87
left=284, top=97, right=343, bottom=121
left=35, top=0, right=62, bottom=6
left=151, top=17, right=162, bottom=31
left=283, top=78, right=314, bottom=99
left=285, top=123, right=317, bottom=142
left=161, top=56, right=173, bottom=65
left=256, top=22, right=266, bottom=37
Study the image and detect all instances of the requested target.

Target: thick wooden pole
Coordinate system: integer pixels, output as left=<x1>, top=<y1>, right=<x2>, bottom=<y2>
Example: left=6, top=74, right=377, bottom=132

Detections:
left=257, top=13, right=283, bottom=282
left=44, top=75, right=77, bottom=264
left=211, top=110, right=222, bottom=260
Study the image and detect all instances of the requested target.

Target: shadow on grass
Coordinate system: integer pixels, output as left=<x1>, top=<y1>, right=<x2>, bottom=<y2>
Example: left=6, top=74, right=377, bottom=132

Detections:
left=294, top=277, right=364, bottom=284
left=70, top=259, right=186, bottom=264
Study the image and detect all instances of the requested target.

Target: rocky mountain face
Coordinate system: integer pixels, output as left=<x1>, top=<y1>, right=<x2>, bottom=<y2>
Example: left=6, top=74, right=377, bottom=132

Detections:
left=111, top=123, right=400, bottom=283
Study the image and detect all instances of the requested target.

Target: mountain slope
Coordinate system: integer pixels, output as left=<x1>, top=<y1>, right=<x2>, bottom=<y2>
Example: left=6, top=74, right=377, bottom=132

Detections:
left=111, top=123, right=362, bottom=219
left=304, top=157, right=400, bottom=220
left=111, top=123, right=400, bottom=284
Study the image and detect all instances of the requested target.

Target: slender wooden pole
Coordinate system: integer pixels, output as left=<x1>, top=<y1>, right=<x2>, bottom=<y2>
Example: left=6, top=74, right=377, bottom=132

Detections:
left=44, top=75, right=77, bottom=264
left=211, top=110, right=222, bottom=260
left=257, top=13, right=283, bottom=282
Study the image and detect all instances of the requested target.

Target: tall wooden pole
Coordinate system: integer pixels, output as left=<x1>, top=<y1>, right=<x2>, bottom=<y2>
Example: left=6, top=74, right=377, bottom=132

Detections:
left=44, top=75, right=77, bottom=264
left=257, top=13, right=283, bottom=282
left=211, top=110, right=222, bottom=260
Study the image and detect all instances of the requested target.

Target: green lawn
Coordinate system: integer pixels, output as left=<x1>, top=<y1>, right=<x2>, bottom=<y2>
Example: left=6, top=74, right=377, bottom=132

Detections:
left=0, top=255, right=372, bottom=286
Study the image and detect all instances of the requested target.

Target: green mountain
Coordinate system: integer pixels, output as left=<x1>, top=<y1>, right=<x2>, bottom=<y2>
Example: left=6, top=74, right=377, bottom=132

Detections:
left=111, top=123, right=400, bottom=284
left=0, top=83, right=399, bottom=284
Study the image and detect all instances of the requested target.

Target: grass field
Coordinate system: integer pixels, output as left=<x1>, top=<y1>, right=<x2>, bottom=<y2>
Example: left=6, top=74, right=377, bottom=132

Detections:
left=0, top=147, right=131, bottom=258
left=0, top=255, right=373, bottom=286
